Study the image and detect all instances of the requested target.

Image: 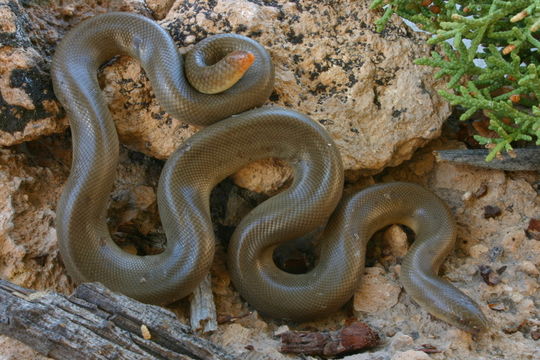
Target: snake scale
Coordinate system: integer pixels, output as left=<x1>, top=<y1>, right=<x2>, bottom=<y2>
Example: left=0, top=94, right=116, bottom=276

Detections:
left=51, top=12, right=488, bottom=333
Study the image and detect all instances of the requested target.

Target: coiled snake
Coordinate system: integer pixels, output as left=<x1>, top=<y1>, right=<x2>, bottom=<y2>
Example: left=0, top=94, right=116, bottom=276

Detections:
left=52, top=12, right=488, bottom=333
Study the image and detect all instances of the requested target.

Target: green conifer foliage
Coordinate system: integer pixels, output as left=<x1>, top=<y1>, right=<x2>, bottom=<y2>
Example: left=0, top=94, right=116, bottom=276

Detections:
left=370, top=0, right=539, bottom=161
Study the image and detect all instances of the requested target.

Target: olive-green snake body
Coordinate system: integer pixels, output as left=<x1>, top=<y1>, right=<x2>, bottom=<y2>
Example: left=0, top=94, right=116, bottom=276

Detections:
left=52, top=12, right=488, bottom=333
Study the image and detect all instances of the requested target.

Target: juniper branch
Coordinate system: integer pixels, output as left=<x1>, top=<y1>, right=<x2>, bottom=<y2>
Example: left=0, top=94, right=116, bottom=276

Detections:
left=371, top=0, right=540, bottom=161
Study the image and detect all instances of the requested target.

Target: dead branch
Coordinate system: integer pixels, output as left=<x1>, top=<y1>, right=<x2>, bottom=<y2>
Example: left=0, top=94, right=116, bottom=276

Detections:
left=0, top=280, right=234, bottom=360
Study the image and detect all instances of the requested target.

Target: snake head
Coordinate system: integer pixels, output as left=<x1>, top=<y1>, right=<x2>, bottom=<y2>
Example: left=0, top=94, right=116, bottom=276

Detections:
left=452, top=311, right=489, bottom=335
left=441, top=293, right=490, bottom=334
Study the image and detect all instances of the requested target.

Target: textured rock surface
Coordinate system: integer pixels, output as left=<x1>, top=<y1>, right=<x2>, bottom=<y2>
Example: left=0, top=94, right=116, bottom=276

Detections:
left=0, top=146, right=68, bottom=292
left=0, top=0, right=66, bottom=146
left=1, top=0, right=450, bottom=192
left=353, top=266, right=401, bottom=314
left=104, top=0, right=450, bottom=191
left=0, top=0, right=151, bottom=147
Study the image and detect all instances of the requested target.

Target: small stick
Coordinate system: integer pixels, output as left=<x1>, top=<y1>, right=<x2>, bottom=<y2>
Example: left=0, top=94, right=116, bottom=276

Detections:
left=433, top=148, right=540, bottom=171
left=190, top=274, right=218, bottom=334
left=279, top=321, right=379, bottom=357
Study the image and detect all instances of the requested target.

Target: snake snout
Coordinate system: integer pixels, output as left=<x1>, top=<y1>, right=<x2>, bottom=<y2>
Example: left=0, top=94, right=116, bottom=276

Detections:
left=446, top=297, right=489, bottom=334
left=225, top=50, right=255, bottom=72
left=456, top=312, right=489, bottom=334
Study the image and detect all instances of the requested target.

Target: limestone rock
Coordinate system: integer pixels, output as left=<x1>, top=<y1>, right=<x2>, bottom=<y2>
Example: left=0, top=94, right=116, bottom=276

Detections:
left=79, top=0, right=448, bottom=192
left=146, top=0, right=175, bottom=19
left=0, top=0, right=150, bottom=147
left=382, top=224, right=409, bottom=259
left=353, top=267, right=401, bottom=314
left=0, top=148, right=68, bottom=291
left=0, top=0, right=66, bottom=146
left=2, top=0, right=450, bottom=193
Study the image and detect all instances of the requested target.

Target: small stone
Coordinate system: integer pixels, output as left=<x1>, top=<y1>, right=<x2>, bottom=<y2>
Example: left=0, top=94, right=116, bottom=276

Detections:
left=354, top=267, right=401, bottom=314
left=488, top=246, right=504, bottom=261
left=130, top=185, right=156, bottom=210
left=382, top=225, right=409, bottom=258
left=517, top=261, right=540, bottom=276
left=389, top=332, right=414, bottom=351
left=469, top=244, right=489, bottom=259
left=479, top=265, right=501, bottom=286
left=488, top=300, right=508, bottom=312
left=502, top=230, right=526, bottom=253
left=461, top=191, right=472, bottom=201
left=531, top=329, right=540, bottom=340
left=184, top=34, right=196, bottom=44
left=473, top=184, right=488, bottom=198
left=484, top=205, right=502, bottom=219
left=526, top=218, right=540, bottom=240
left=517, top=298, right=534, bottom=314
left=416, top=344, right=442, bottom=354
left=274, top=325, right=290, bottom=336
left=140, top=324, right=151, bottom=340
left=146, top=0, right=175, bottom=19
left=510, top=292, right=524, bottom=304
left=231, top=159, right=293, bottom=194
left=502, top=320, right=527, bottom=334
left=391, top=350, right=432, bottom=360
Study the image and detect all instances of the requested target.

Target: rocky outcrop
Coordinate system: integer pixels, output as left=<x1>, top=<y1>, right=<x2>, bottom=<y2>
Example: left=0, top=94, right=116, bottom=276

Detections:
left=0, top=0, right=65, bottom=146
left=1, top=0, right=451, bottom=192
left=0, top=0, right=153, bottom=147
left=105, top=0, right=451, bottom=190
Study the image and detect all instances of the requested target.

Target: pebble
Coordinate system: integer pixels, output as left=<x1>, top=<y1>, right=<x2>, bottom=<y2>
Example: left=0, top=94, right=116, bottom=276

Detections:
left=383, top=225, right=409, bottom=258
left=517, top=261, right=539, bottom=276
left=273, top=325, right=290, bottom=336
left=354, top=267, right=401, bottom=314
left=502, top=230, right=526, bottom=254
left=391, top=350, right=431, bottom=360
left=469, top=244, right=489, bottom=259
left=389, top=332, right=414, bottom=351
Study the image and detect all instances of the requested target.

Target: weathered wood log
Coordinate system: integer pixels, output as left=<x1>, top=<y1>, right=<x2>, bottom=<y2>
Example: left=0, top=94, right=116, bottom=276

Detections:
left=433, top=148, right=540, bottom=171
left=279, top=321, right=379, bottom=356
left=190, top=274, right=218, bottom=334
left=0, top=280, right=235, bottom=360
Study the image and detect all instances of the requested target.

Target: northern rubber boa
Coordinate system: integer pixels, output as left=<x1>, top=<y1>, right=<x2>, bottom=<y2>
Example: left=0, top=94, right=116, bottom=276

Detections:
left=51, top=12, right=488, bottom=333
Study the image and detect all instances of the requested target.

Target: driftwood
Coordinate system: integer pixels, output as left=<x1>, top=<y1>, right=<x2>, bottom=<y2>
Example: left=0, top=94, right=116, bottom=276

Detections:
left=0, top=280, right=235, bottom=360
left=433, top=148, right=540, bottom=171
left=279, top=321, right=379, bottom=356
left=190, top=274, right=218, bottom=334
